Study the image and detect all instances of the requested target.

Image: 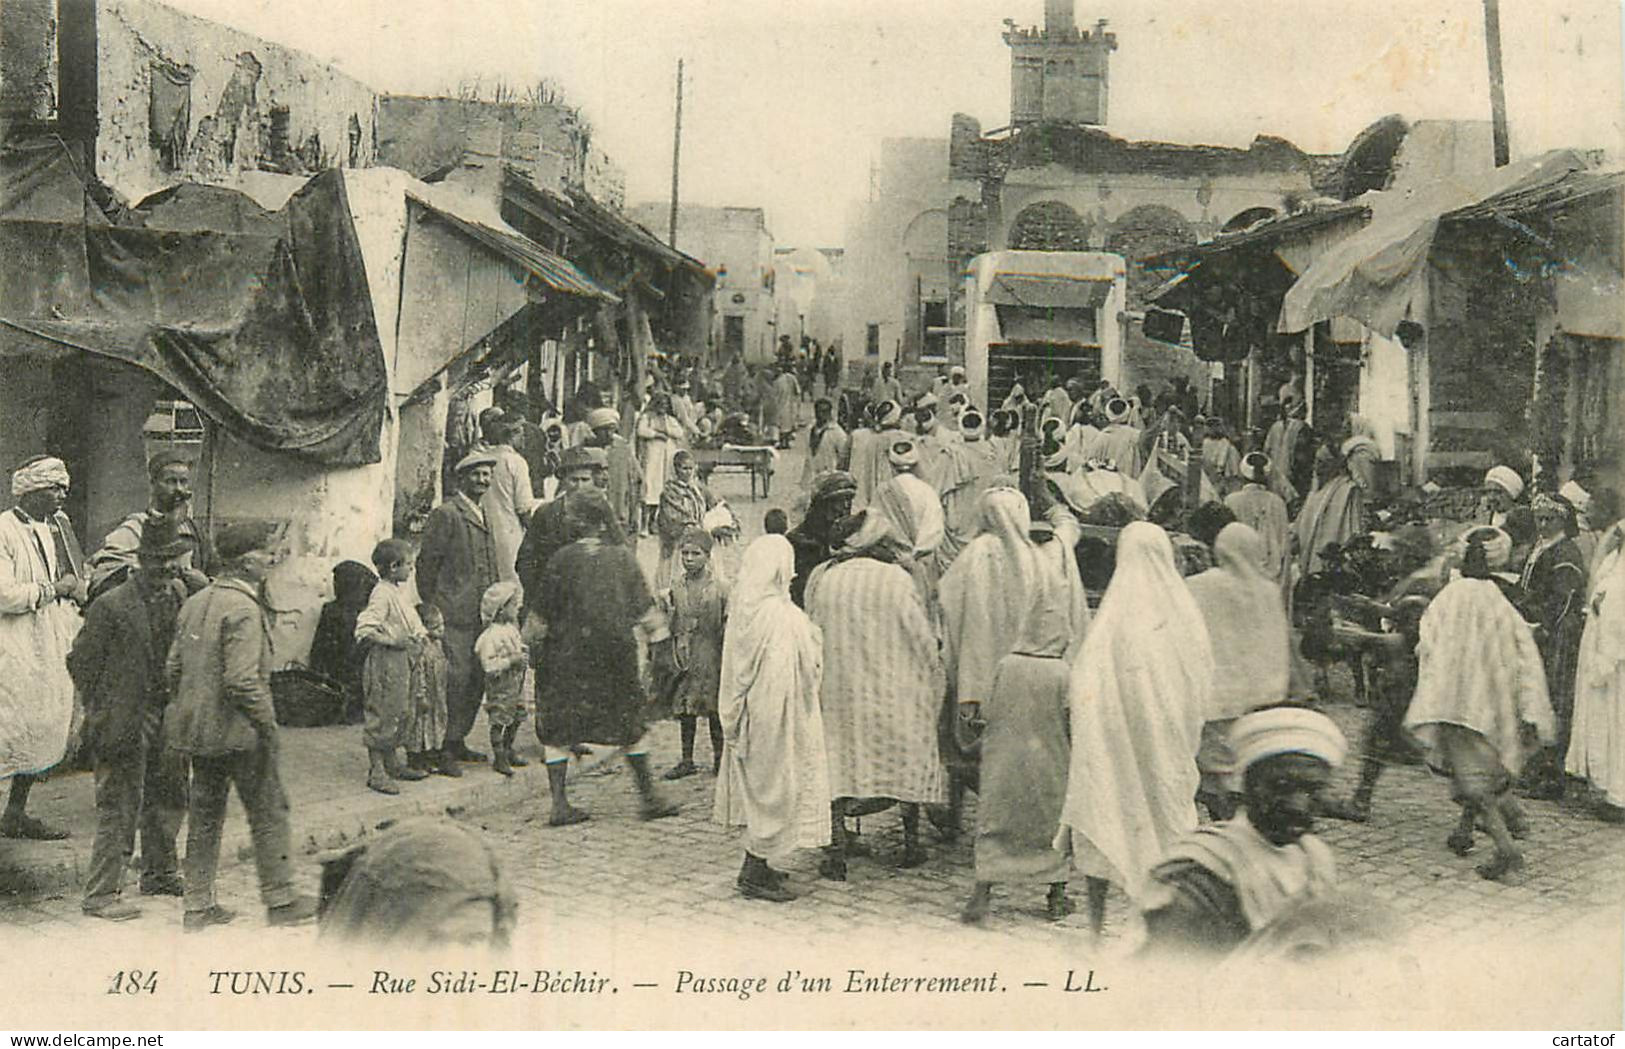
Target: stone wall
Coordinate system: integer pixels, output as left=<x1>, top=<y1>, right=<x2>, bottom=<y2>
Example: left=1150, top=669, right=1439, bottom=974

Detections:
left=93, top=0, right=379, bottom=204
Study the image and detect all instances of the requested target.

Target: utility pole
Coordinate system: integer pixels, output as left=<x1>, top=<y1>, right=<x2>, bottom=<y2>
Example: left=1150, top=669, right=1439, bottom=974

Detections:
left=1483, top=0, right=1510, bottom=166
left=668, top=59, right=684, bottom=247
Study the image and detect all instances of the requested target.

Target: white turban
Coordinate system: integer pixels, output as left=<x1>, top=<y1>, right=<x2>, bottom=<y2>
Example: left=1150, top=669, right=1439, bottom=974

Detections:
left=1484, top=465, right=1524, bottom=500
left=1559, top=480, right=1591, bottom=516
left=586, top=407, right=620, bottom=430
left=1228, top=707, right=1347, bottom=786
left=11, top=457, right=69, bottom=498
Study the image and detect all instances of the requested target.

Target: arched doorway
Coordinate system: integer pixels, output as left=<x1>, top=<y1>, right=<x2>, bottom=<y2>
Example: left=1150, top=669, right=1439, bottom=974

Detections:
left=1007, top=200, right=1093, bottom=251
left=1105, top=204, right=1196, bottom=305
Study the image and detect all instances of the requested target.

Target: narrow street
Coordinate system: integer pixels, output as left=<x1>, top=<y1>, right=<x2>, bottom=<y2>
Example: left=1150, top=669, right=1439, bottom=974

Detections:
left=6, top=434, right=1623, bottom=954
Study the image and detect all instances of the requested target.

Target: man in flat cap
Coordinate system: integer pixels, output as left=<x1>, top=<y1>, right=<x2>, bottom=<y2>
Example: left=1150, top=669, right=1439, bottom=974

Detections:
left=71, top=521, right=195, bottom=920
left=86, top=448, right=210, bottom=605
left=166, top=519, right=317, bottom=931
left=0, top=455, right=87, bottom=841
left=1140, top=706, right=1384, bottom=957
left=584, top=407, right=642, bottom=539
left=416, top=449, right=503, bottom=770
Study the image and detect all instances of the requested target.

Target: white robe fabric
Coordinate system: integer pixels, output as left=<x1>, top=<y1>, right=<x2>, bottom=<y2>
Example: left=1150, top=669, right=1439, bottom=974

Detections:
left=1080, top=423, right=1145, bottom=477
left=852, top=427, right=906, bottom=511
left=1405, top=577, right=1555, bottom=777
left=919, top=430, right=982, bottom=568
left=938, top=488, right=1037, bottom=706
left=1225, top=484, right=1293, bottom=605
left=713, top=536, right=832, bottom=860
left=1185, top=524, right=1291, bottom=721
left=1056, top=522, right=1214, bottom=899
left=807, top=554, right=947, bottom=805
left=0, top=511, right=81, bottom=778
left=1567, top=548, right=1625, bottom=806
left=480, top=443, right=542, bottom=584
left=636, top=412, right=686, bottom=505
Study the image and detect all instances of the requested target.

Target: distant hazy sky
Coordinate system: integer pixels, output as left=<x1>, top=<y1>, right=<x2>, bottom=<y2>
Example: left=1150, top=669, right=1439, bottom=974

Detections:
left=163, top=0, right=1624, bottom=246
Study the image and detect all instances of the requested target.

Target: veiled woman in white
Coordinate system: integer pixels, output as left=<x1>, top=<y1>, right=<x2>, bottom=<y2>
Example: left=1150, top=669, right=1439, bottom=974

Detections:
left=1565, top=537, right=1625, bottom=821
left=1185, top=523, right=1292, bottom=819
left=714, top=535, right=831, bottom=901
left=943, top=487, right=1090, bottom=924
left=1055, top=521, right=1214, bottom=933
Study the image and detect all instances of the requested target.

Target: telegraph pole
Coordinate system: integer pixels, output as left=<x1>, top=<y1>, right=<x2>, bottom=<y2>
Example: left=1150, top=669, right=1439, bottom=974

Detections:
left=1483, top=0, right=1510, bottom=166
left=668, top=59, right=684, bottom=246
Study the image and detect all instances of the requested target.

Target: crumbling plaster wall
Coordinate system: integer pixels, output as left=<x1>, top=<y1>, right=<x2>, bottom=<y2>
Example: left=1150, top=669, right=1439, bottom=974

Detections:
left=95, top=0, right=377, bottom=205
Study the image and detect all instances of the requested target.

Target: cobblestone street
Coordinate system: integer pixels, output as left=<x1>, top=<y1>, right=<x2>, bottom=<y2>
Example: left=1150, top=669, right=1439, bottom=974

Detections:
left=5, top=442, right=1624, bottom=960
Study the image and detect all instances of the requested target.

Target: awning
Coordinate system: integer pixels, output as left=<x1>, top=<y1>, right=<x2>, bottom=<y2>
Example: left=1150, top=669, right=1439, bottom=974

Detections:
left=1147, top=202, right=1371, bottom=269
left=406, top=186, right=617, bottom=303
left=1, top=139, right=389, bottom=465
left=1279, top=149, right=1591, bottom=336
left=503, top=170, right=714, bottom=285
left=986, top=274, right=1113, bottom=309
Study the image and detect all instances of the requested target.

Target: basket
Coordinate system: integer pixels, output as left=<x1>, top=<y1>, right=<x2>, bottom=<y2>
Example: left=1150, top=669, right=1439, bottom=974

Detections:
left=271, top=664, right=347, bottom=728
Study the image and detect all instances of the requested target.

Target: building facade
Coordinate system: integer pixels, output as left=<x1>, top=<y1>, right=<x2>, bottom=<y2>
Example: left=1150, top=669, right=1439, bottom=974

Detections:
left=629, top=202, right=777, bottom=364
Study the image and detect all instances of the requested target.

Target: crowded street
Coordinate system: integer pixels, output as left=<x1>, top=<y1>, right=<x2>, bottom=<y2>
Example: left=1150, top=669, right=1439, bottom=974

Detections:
left=3, top=445, right=1623, bottom=951
left=1, top=0, right=1623, bottom=1034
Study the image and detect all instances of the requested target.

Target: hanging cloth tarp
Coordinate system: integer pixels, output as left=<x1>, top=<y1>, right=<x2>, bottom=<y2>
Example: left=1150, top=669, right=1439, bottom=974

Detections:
left=0, top=139, right=388, bottom=465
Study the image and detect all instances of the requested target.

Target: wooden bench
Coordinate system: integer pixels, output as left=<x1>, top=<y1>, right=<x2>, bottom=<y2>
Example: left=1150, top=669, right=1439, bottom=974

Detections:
left=692, top=446, right=776, bottom=500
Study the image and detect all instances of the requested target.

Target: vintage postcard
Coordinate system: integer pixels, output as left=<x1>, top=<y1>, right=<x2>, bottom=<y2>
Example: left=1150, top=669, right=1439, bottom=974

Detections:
left=0, top=0, right=1622, bottom=1032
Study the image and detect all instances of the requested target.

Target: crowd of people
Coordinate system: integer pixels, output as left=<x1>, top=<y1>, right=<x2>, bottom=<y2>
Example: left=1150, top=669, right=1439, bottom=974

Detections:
left=1, top=350, right=1621, bottom=958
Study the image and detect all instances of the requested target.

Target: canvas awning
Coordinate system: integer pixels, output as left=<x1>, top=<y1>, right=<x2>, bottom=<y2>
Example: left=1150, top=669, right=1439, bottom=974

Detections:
left=406, top=185, right=618, bottom=303
left=1278, top=149, right=1591, bottom=336
left=986, top=273, right=1113, bottom=309
left=0, top=139, right=613, bottom=466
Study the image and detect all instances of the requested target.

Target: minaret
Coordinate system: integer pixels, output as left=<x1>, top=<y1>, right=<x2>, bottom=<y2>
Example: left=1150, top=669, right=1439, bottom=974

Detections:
left=1003, top=0, right=1116, bottom=126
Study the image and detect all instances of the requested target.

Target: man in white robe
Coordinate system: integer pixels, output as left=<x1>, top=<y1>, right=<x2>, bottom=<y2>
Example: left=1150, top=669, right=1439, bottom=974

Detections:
left=1225, top=452, right=1293, bottom=608
left=1141, top=708, right=1392, bottom=961
left=0, top=456, right=86, bottom=840
left=1566, top=533, right=1625, bottom=820
left=798, top=398, right=850, bottom=511
left=477, top=409, right=543, bottom=583
left=714, top=535, right=831, bottom=901
left=1080, top=398, right=1145, bottom=477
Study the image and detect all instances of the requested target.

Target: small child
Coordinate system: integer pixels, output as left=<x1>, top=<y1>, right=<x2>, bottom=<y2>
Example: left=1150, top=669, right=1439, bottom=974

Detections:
left=475, top=581, right=530, bottom=776
left=405, top=603, right=451, bottom=775
left=661, top=528, right=728, bottom=780
left=354, top=540, right=431, bottom=794
left=763, top=508, right=789, bottom=535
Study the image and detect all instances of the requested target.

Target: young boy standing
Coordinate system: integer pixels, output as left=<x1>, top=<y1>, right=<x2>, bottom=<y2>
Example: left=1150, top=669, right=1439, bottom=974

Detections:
left=662, top=528, right=728, bottom=779
left=355, top=540, right=431, bottom=795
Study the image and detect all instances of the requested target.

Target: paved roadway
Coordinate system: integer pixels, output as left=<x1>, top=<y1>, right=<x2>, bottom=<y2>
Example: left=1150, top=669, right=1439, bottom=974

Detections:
left=5, top=425, right=1623, bottom=965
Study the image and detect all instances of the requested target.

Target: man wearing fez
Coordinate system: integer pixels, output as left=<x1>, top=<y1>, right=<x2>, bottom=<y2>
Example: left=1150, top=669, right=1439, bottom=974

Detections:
left=165, top=519, right=317, bottom=931
left=0, top=455, right=87, bottom=841
left=416, top=450, right=503, bottom=769
left=86, top=448, right=210, bottom=604
left=70, top=521, right=195, bottom=920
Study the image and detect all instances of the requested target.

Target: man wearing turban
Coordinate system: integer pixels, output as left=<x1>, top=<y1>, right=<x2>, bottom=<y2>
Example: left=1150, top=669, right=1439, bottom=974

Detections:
left=0, top=456, right=87, bottom=840
left=1140, top=706, right=1396, bottom=958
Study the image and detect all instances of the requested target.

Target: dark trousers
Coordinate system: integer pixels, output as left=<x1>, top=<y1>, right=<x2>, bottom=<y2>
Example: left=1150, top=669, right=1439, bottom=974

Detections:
left=83, top=743, right=188, bottom=908
left=183, top=748, right=297, bottom=915
left=442, top=622, right=483, bottom=744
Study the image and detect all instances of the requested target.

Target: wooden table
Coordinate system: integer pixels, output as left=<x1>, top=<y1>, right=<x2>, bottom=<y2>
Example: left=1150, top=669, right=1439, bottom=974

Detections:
left=692, top=446, right=776, bottom=500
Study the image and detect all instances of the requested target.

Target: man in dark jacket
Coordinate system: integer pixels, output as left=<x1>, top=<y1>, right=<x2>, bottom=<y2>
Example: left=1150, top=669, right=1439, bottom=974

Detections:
left=165, top=520, right=317, bottom=932
left=69, top=521, right=194, bottom=920
left=415, top=450, right=502, bottom=768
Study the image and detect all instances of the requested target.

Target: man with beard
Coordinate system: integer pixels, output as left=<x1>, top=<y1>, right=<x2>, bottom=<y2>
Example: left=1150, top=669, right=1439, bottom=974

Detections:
left=1141, top=706, right=1365, bottom=956
left=71, top=522, right=195, bottom=919
left=787, top=471, right=858, bottom=607
left=0, top=456, right=86, bottom=841
left=87, top=450, right=209, bottom=603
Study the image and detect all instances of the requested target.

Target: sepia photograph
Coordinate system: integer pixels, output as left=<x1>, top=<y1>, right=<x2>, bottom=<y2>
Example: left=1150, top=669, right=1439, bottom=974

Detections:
left=0, top=0, right=1622, bottom=1033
